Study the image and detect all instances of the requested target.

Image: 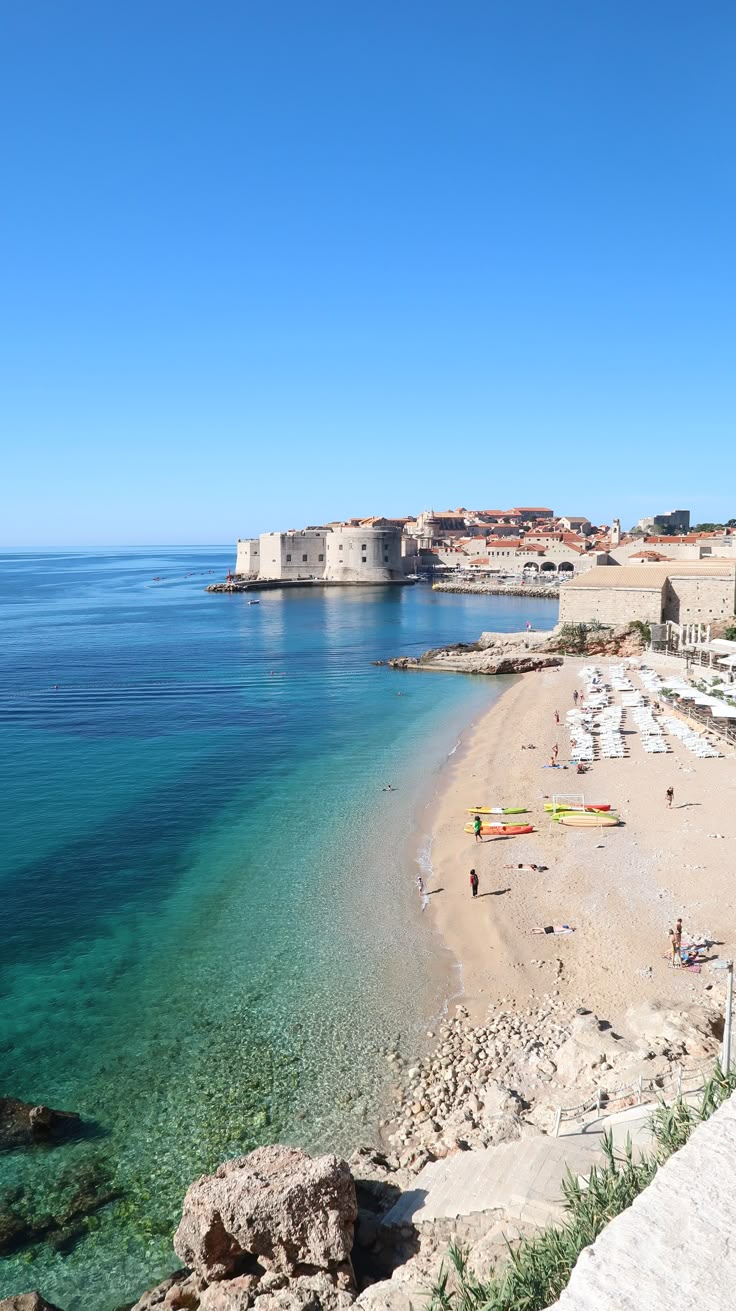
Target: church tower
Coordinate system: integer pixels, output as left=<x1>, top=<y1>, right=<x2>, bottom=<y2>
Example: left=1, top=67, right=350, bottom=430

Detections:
left=611, top=517, right=621, bottom=547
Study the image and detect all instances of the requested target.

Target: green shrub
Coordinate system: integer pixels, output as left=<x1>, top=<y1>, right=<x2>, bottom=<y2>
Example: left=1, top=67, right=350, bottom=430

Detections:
left=557, top=623, right=589, bottom=653
left=724, top=624, right=736, bottom=642
left=628, top=619, right=651, bottom=644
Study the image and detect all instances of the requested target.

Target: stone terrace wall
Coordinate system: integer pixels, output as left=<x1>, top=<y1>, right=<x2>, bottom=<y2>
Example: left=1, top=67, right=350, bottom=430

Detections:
left=551, top=1091, right=736, bottom=1311
left=558, top=584, right=664, bottom=626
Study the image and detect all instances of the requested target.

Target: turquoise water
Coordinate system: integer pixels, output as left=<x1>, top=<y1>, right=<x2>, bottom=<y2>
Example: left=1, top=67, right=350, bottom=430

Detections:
left=0, top=550, right=558, bottom=1309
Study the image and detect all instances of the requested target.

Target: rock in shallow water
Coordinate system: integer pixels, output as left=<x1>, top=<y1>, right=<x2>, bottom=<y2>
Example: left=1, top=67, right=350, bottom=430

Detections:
left=0, top=1099, right=81, bottom=1151
left=0, top=1294, right=66, bottom=1311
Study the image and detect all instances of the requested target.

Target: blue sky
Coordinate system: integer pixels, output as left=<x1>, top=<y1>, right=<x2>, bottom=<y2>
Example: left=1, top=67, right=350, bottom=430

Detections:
left=1, top=0, right=734, bottom=545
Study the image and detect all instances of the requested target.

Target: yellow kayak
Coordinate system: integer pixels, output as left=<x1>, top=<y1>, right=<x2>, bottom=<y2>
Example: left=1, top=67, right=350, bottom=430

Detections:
left=558, top=813, right=620, bottom=828
left=466, top=806, right=529, bottom=815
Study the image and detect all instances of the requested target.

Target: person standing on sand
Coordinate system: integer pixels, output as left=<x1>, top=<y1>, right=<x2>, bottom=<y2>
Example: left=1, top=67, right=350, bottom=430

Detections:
left=666, top=786, right=674, bottom=808
left=669, top=929, right=680, bottom=966
left=473, top=815, right=483, bottom=842
left=552, top=743, right=559, bottom=760
left=470, top=868, right=479, bottom=897
left=573, top=689, right=578, bottom=705
left=554, top=709, right=560, bottom=724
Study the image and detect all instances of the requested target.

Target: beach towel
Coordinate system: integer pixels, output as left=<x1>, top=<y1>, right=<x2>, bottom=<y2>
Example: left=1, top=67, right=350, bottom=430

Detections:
left=532, top=924, right=575, bottom=935
left=662, top=953, right=702, bottom=973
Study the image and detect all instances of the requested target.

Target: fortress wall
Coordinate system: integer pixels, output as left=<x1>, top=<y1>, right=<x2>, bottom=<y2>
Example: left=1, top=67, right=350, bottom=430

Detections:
left=324, top=527, right=404, bottom=583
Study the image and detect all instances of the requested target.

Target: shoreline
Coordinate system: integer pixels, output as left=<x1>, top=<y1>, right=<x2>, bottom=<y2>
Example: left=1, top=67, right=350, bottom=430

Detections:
left=377, top=650, right=736, bottom=1164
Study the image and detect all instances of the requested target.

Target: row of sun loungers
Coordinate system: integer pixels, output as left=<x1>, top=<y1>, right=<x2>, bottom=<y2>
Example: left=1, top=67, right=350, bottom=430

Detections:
left=661, top=715, right=722, bottom=758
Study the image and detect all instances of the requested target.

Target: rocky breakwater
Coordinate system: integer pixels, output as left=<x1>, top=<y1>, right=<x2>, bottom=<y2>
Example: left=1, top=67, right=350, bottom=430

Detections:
left=432, top=581, right=559, bottom=599
left=386, top=629, right=563, bottom=676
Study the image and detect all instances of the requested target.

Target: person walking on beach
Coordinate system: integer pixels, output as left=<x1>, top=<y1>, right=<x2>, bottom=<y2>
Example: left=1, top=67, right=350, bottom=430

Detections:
left=552, top=742, right=559, bottom=761
left=554, top=709, right=560, bottom=724
left=473, top=815, right=483, bottom=842
left=666, top=786, right=674, bottom=808
left=470, top=868, right=479, bottom=898
left=573, top=689, right=578, bottom=705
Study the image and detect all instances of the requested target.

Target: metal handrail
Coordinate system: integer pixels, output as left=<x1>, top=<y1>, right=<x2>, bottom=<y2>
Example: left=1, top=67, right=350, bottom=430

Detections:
left=552, top=1056, right=716, bottom=1137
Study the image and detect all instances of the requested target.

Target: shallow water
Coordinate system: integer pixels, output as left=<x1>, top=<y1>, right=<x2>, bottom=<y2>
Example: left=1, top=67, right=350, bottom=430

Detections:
left=0, top=550, right=557, bottom=1308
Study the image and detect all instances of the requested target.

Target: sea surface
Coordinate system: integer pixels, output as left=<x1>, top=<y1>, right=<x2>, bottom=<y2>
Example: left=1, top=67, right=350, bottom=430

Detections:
left=0, top=549, right=558, bottom=1309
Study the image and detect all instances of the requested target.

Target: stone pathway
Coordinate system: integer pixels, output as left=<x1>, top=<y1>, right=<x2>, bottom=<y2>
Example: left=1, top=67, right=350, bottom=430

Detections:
left=381, top=1132, right=606, bottom=1232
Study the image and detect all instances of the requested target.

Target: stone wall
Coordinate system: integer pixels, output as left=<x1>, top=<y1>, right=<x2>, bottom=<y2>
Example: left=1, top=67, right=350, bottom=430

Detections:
left=665, top=575, right=736, bottom=624
left=551, top=1091, right=736, bottom=1310
left=235, top=538, right=260, bottom=576
left=558, top=584, right=664, bottom=626
left=259, top=531, right=327, bottom=580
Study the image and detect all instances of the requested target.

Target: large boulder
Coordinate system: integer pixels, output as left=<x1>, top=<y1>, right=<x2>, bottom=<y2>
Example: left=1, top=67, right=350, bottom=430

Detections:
left=0, top=1295, right=66, bottom=1311
left=173, top=1146, right=357, bottom=1285
left=129, top=1271, right=202, bottom=1309
left=624, top=1001, right=719, bottom=1059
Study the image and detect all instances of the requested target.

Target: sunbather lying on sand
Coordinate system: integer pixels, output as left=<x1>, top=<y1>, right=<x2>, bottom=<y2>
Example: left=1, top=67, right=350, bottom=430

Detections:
left=531, top=924, right=575, bottom=935
left=505, top=863, right=548, bottom=872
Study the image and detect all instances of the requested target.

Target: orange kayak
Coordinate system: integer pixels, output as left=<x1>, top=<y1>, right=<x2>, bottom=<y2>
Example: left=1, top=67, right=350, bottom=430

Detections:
left=464, top=823, right=535, bottom=837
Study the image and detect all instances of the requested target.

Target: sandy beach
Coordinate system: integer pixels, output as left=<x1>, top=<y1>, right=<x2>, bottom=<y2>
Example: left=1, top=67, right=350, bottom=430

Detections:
left=425, top=657, right=736, bottom=1028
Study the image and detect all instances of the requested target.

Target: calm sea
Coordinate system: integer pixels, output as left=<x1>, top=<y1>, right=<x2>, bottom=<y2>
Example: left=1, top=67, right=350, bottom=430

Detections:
left=0, top=549, right=557, bottom=1309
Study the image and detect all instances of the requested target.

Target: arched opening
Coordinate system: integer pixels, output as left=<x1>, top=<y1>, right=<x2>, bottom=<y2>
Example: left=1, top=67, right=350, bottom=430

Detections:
left=558, top=561, right=574, bottom=575
left=522, top=561, right=540, bottom=574
left=540, top=561, right=557, bottom=572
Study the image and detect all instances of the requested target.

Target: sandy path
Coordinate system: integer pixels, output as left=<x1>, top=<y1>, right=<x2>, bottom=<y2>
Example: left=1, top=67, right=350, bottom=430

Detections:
left=425, top=657, right=736, bottom=1028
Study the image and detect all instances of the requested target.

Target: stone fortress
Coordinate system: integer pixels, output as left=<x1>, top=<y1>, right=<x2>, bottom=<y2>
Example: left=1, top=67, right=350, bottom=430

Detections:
left=236, top=521, right=409, bottom=585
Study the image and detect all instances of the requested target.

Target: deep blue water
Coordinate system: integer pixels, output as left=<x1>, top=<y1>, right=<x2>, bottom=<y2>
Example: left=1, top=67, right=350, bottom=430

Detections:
left=0, top=549, right=558, bottom=1309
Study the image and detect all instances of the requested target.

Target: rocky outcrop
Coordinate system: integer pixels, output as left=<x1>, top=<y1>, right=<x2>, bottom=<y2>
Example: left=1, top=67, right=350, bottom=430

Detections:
left=170, top=1146, right=356, bottom=1303
left=0, top=1099, right=81, bottom=1151
left=383, top=998, right=721, bottom=1164
left=387, top=622, right=648, bottom=676
left=0, top=1295, right=66, bottom=1311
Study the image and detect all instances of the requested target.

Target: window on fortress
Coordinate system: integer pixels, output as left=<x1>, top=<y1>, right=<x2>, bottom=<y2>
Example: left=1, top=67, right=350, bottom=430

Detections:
left=362, top=556, right=367, bottom=563
left=339, top=544, right=343, bottom=551
left=361, top=543, right=366, bottom=550
left=302, top=554, right=308, bottom=562
left=286, top=554, right=292, bottom=562
left=318, top=554, right=324, bottom=562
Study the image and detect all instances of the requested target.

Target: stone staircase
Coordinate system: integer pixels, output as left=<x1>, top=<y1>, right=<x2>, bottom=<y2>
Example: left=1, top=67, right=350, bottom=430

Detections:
left=381, top=1132, right=606, bottom=1234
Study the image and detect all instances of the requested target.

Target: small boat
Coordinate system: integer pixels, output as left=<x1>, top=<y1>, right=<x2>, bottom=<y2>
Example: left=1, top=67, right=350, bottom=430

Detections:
left=248, top=600, right=261, bottom=605
left=464, top=823, right=535, bottom=837
left=466, top=806, right=528, bottom=815
left=558, top=813, right=620, bottom=828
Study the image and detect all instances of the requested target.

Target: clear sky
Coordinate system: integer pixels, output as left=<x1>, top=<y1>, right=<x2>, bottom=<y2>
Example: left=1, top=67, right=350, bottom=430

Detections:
left=1, top=0, right=734, bottom=546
